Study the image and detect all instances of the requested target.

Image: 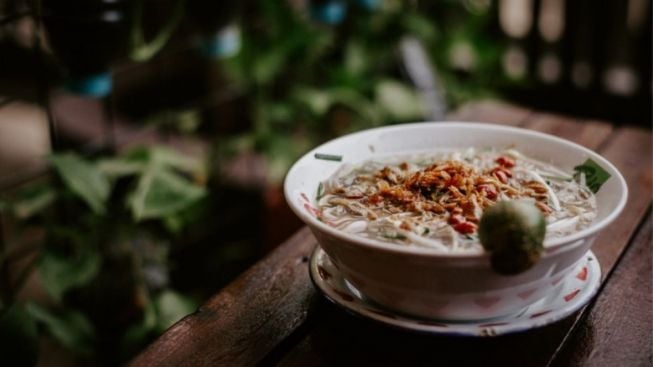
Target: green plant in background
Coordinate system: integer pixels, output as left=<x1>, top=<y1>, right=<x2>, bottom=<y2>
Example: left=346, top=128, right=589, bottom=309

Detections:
left=418, top=0, right=506, bottom=105
left=214, top=0, right=504, bottom=185
left=216, top=0, right=429, bottom=184
left=0, top=2, right=507, bottom=364
left=0, top=146, right=207, bottom=364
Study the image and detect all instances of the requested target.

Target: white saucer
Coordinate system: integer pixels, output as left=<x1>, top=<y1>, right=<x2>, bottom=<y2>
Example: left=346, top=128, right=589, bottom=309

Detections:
left=309, top=247, right=601, bottom=337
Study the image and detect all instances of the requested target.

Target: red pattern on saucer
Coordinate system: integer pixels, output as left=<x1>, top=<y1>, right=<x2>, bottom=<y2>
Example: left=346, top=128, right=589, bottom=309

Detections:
left=310, top=247, right=601, bottom=337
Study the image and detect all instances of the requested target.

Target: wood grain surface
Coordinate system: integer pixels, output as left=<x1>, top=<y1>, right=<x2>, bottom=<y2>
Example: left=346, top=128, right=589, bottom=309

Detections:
left=589, top=128, right=653, bottom=274
left=130, top=228, right=318, bottom=367
left=131, top=101, right=652, bottom=367
left=549, top=213, right=652, bottom=367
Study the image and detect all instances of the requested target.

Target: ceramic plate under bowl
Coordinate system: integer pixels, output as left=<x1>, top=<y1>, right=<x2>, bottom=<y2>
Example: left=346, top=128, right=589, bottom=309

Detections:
left=310, top=246, right=601, bottom=337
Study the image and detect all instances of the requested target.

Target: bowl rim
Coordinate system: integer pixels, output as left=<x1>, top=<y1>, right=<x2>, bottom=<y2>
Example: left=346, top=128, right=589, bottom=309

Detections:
left=284, top=121, right=629, bottom=259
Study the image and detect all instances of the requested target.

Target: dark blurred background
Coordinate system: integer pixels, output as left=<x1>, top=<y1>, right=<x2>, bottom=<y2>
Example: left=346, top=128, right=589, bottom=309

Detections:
left=0, top=0, right=650, bottom=365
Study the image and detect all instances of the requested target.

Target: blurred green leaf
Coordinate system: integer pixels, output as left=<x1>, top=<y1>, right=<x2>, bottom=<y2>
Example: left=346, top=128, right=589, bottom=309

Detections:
left=100, top=146, right=204, bottom=180
left=26, top=303, right=94, bottom=354
left=149, top=147, right=204, bottom=174
left=97, top=159, right=145, bottom=178
left=264, top=102, right=296, bottom=126
left=216, top=134, right=256, bottom=158
left=252, top=47, right=289, bottom=85
left=0, top=304, right=39, bottom=367
left=153, top=290, right=196, bottom=333
left=292, top=87, right=333, bottom=116
left=11, top=184, right=57, bottom=219
left=144, top=147, right=203, bottom=173
left=401, top=12, right=439, bottom=42
left=129, top=0, right=186, bottom=62
left=128, top=168, right=206, bottom=221
left=261, top=133, right=312, bottom=184
left=49, top=154, right=110, bottom=215
left=330, top=88, right=384, bottom=126
left=39, top=232, right=100, bottom=301
left=144, top=109, right=201, bottom=134
left=375, top=79, right=425, bottom=121
left=344, top=40, right=368, bottom=76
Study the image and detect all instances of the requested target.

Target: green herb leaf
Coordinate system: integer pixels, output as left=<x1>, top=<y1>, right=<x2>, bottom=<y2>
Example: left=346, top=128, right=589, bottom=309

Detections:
left=573, top=159, right=611, bottom=193
left=26, top=303, right=94, bottom=354
left=316, top=182, right=324, bottom=201
left=49, top=153, right=110, bottom=214
left=314, top=153, right=342, bottom=162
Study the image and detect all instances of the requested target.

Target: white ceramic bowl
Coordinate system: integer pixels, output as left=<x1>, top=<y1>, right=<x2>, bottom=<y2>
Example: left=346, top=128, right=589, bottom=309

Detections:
left=284, top=122, right=627, bottom=320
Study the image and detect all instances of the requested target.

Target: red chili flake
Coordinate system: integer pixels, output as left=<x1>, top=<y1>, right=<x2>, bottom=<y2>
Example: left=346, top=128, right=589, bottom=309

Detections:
left=448, top=214, right=466, bottom=225
left=494, top=170, right=508, bottom=184
left=453, top=221, right=477, bottom=234
left=478, top=184, right=498, bottom=200
left=368, top=194, right=382, bottom=204
left=492, top=166, right=513, bottom=177
left=496, top=156, right=516, bottom=168
left=492, top=167, right=512, bottom=184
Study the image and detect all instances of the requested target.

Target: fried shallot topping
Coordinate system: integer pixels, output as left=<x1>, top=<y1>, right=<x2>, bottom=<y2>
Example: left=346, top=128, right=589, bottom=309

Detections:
left=357, top=158, right=550, bottom=233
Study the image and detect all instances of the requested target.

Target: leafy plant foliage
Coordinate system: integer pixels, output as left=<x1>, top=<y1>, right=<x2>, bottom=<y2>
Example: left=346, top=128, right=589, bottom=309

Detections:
left=0, top=147, right=206, bottom=363
left=214, top=0, right=503, bottom=184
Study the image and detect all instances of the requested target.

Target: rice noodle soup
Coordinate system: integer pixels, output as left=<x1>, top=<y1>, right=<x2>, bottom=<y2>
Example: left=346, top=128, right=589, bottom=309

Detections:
left=317, top=148, right=597, bottom=253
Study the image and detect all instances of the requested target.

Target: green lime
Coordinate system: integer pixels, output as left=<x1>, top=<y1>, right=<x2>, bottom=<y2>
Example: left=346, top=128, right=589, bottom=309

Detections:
left=479, top=200, right=546, bottom=275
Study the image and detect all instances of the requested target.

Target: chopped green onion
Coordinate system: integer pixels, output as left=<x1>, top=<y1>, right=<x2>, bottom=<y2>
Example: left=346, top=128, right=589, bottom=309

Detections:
left=314, top=153, right=342, bottom=162
left=382, top=232, right=407, bottom=240
left=316, top=182, right=324, bottom=200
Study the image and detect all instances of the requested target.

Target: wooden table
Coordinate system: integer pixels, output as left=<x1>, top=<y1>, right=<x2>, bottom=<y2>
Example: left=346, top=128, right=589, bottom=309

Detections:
left=131, top=101, right=652, bottom=367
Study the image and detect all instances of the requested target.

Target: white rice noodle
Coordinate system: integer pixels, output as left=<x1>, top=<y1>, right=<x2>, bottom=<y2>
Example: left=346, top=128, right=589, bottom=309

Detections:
left=516, top=168, right=562, bottom=211
left=403, top=231, right=450, bottom=251
left=547, top=217, right=579, bottom=232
